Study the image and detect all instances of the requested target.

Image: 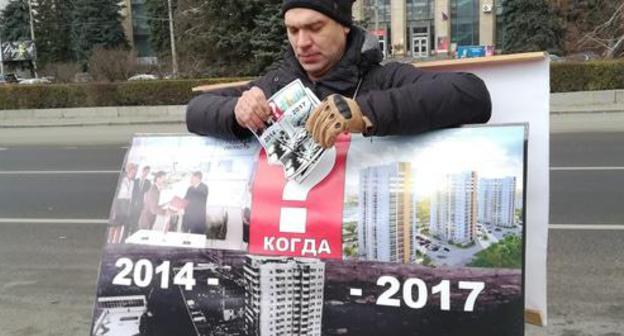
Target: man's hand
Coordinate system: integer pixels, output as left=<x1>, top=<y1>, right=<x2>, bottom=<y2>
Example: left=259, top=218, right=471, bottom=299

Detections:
left=234, top=87, right=272, bottom=131
left=305, top=94, right=372, bottom=148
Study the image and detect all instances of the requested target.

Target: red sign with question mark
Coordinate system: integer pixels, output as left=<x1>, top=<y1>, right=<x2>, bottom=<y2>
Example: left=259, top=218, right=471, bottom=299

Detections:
left=248, top=136, right=351, bottom=259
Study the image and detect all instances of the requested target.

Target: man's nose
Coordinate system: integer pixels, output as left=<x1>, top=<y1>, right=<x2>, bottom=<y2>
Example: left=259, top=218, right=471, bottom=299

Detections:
left=295, top=31, right=313, bottom=49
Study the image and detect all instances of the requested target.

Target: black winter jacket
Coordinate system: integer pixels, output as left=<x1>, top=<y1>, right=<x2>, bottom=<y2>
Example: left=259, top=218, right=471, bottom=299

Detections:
left=186, top=27, right=491, bottom=140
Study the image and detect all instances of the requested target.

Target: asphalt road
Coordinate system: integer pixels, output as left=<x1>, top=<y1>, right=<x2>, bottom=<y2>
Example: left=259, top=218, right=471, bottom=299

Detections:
left=0, top=123, right=623, bottom=335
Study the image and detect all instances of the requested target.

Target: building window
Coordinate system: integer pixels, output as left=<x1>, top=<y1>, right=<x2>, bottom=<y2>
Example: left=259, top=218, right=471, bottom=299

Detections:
left=450, top=0, right=480, bottom=46
left=363, top=0, right=391, bottom=24
left=406, top=0, right=433, bottom=20
left=131, top=0, right=154, bottom=57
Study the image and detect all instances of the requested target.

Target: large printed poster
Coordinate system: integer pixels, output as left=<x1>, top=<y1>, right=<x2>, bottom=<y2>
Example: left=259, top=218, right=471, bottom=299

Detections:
left=91, top=124, right=527, bottom=336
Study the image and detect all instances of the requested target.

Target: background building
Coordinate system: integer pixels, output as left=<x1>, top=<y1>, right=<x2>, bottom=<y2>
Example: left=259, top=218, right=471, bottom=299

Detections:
left=244, top=256, right=325, bottom=336
left=358, top=162, right=414, bottom=263
left=353, top=0, right=505, bottom=58
left=430, top=172, right=478, bottom=245
left=478, top=177, right=516, bottom=227
left=122, top=0, right=157, bottom=64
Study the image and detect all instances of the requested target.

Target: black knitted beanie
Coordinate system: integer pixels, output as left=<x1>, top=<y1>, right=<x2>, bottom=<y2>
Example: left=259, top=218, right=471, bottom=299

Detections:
left=282, top=0, right=355, bottom=27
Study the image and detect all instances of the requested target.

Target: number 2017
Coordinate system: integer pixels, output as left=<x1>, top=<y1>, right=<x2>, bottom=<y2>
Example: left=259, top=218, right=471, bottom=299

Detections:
left=376, top=275, right=485, bottom=312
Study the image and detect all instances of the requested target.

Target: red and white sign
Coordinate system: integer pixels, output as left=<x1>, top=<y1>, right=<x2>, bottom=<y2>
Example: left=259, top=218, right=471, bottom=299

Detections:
left=248, top=135, right=351, bottom=259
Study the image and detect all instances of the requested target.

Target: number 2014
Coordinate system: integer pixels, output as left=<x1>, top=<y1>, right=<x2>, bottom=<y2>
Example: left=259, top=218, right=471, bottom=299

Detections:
left=112, top=258, right=196, bottom=291
left=376, top=276, right=485, bottom=312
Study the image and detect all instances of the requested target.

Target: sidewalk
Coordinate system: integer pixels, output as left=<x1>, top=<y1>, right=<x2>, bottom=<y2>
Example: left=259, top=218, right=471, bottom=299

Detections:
left=1, top=90, right=623, bottom=128
left=0, top=105, right=185, bottom=128
left=550, top=89, right=624, bottom=114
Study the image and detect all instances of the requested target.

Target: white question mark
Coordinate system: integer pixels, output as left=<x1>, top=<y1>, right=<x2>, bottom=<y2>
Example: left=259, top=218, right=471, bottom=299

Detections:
left=279, top=147, right=337, bottom=233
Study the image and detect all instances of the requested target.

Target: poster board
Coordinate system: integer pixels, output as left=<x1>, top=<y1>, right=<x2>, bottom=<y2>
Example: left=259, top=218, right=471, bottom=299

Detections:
left=415, top=52, right=550, bottom=325
left=91, top=124, right=528, bottom=336
left=192, top=52, right=551, bottom=326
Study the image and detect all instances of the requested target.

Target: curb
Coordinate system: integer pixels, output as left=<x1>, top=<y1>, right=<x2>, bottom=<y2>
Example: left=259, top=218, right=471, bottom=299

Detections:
left=0, top=117, right=185, bottom=128
left=2, top=95, right=624, bottom=127
left=550, top=106, right=624, bottom=115
left=0, top=105, right=186, bottom=128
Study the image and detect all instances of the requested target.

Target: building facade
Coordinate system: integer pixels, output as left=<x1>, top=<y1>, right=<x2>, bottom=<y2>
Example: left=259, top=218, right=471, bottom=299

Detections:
left=353, top=0, right=505, bottom=58
left=244, top=256, right=325, bottom=336
left=121, top=0, right=157, bottom=64
left=430, top=171, right=478, bottom=245
left=478, top=177, right=516, bottom=227
left=358, top=162, right=414, bottom=263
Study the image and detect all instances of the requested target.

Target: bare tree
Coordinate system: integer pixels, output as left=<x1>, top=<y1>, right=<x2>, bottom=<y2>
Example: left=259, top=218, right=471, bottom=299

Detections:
left=577, top=1, right=624, bottom=58
left=88, top=47, right=139, bottom=82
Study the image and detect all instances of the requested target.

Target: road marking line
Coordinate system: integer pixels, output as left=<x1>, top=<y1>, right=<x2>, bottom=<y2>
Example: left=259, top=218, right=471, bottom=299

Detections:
left=0, top=218, right=108, bottom=224
left=551, top=167, right=624, bottom=171
left=0, top=170, right=119, bottom=175
left=550, top=224, right=624, bottom=230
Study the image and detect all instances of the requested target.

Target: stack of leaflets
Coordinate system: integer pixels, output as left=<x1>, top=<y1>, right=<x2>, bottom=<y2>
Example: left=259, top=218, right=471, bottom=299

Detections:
left=252, top=79, right=327, bottom=183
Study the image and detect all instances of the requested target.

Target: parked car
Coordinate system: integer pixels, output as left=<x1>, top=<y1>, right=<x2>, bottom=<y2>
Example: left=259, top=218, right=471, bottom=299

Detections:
left=19, top=78, right=52, bottom=85
left=128, top=74, right=159, bottom=81
left=548, top=54, right=563, bottom=63
left=0, top=73, right=19, bottom=85
left=564, top=51, right=600, bottom=62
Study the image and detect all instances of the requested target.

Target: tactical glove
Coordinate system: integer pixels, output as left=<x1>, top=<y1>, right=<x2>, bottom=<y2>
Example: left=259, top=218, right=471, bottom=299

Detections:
left=305, top=94, right=373, bottom=148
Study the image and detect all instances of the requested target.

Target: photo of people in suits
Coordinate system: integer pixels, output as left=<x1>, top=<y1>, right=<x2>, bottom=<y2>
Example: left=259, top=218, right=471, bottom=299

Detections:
left=182, top=171, right=208, bottom=235
left=108, top=163, right=137, bottom=243
left=138, top=171, right=169, bottom=231
left=129, top=165, right=151, bottom=235
left=106, top=135, right=257, bottom=250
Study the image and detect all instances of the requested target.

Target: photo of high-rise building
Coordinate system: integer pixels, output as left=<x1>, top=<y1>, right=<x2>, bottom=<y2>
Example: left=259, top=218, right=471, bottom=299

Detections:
left=346, top=125, right=526, bottom=268
left=478, top=177, right=517, bottom=227
left=244, top=256, right=325, bottom=336
left=357, top=162, right=414, bottom=263
left=430, top=171, right=478, bottom=245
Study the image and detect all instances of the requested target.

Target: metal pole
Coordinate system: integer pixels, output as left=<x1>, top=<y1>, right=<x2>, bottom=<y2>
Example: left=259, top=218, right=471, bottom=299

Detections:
left=374, top=0, right=379, bottom=33
left=0, top=32, right=5, bottom=76
left=167, top=0, right=178, bottom=78
left=27, top=0, right=38, bottom=78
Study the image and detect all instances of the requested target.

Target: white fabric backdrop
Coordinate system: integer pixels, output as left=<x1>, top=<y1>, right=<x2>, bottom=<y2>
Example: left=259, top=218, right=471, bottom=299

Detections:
left=428, top=56, right=550, bottom=324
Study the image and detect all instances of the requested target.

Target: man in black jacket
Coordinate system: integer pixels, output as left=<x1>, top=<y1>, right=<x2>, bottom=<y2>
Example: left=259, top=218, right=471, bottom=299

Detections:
left=186, top=0, right=491, bottom=147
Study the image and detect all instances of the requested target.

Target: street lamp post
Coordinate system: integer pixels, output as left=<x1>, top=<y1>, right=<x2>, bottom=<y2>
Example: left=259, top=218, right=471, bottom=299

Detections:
left=0, top=32, right=5, bottom=76
left=27, top=0, right=38, bottom=78
left=167, top=0, right=178, bottom=78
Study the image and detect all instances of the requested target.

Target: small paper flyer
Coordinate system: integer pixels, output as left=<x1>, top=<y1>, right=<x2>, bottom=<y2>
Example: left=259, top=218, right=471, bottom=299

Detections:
left=251, top=79, right=326, bottom=183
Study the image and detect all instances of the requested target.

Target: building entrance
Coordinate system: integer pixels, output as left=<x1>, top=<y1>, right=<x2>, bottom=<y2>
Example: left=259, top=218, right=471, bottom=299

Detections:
left=409, top=25, right=430, bottom=58
left=412, top=35, right=429, bottom=57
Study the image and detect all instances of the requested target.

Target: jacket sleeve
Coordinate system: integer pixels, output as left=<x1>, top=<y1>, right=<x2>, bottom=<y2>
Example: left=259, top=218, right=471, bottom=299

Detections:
left=186, top=84, right=251, bottom=140
left=186, top=72, right=278, bottom=140
left=355, top=63, right=492, bottom=136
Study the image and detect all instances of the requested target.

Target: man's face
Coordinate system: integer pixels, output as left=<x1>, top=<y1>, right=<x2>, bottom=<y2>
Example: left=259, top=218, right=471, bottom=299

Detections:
left=155, top=175, right=165, bottom=188
left=191, top=175, right=201, bottom=186
left=142, top=168, right=150, bottom=179
left=285, top=8, right=350, bottom=81
left=127, top=166, right=137, bottom=178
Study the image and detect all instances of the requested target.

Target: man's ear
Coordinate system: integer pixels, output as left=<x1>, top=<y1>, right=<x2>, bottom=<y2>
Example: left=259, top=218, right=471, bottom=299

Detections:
left=344, top=26, right=351, bottom=35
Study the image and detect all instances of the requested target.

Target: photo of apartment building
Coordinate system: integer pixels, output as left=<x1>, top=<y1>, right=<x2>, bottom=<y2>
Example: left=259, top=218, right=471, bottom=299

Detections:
left=430, top=171, right=478, bottom=245
left=345, top=125, right=526, bottom=267
left=357, top=162, right=414, bottom=263
left=244, top=256, right=325, bottom=336
left=478, top=177, right=517, bottom=227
